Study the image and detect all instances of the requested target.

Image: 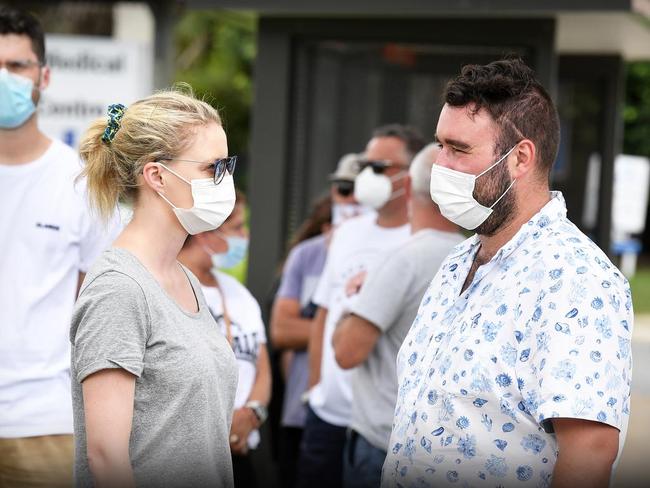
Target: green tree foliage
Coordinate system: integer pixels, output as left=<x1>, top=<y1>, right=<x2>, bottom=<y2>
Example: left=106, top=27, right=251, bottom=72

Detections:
left=624, top=62, right=650, bottom=157
left=174, top=10, right=256, bottom=185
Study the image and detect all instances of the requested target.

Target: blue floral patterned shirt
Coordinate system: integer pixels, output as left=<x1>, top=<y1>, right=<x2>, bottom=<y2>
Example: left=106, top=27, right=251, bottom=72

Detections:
left=382, top=192, right=633, bottom=488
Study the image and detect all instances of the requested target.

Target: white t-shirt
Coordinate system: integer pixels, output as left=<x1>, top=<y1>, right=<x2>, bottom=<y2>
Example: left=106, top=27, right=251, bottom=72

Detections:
left=310, top=213, right=410, bottom=426
left=0, top=139, right=119, bottom=438
left=202, top=271, right=267, bottom=447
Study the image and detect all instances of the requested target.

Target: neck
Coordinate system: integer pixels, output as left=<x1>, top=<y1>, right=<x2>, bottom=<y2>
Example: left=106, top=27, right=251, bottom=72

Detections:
left=114, top=199, right=189, bottom=276
left=476, top=188, right=551, bottom=263
left=178, top=248, right=218, bottom=287
left=0, top=116, right=51, bottom=164
left=410, top=198, right=459, bottom=235
left=376, top=198, right=409, bottom=228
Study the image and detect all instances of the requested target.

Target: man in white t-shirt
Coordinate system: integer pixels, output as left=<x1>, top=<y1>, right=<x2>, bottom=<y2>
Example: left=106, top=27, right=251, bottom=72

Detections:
left=0, top=7, right=117, bottom=486
left=296, top=125, right=425, bottom=488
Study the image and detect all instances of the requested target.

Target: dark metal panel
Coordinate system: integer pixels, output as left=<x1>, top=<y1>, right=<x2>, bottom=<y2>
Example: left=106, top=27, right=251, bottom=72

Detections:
left=246, top=16, right=557, bottom=307
left=599, top=56, right=626, bottom=256
left=186, top=0, right=632, bottom=15
left=245, top=20, right=293, bottom=305
left=557, top=55, right=625, bottom=256
left=148, top=0, right=175, bottom=89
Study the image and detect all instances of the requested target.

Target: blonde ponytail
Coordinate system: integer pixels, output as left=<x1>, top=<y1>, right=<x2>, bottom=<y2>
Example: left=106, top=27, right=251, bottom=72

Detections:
left=78, top=118, right=125, bottom=221
left=78, top=86, right=222, bottom=222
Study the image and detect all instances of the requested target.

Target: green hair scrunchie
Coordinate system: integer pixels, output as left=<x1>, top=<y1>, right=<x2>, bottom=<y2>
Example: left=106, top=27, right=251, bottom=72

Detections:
left=101, top=103, right=126, bottom=144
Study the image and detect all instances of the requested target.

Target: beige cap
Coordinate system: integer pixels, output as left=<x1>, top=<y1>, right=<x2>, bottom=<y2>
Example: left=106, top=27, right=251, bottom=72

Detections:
left=329, top=153, right=363, bottom=182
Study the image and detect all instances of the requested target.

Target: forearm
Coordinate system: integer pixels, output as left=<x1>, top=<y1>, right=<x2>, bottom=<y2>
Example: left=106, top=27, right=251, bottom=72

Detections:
left=307, top=308, right=326, bottom=387
left=271, top=315, right=312, bottom=350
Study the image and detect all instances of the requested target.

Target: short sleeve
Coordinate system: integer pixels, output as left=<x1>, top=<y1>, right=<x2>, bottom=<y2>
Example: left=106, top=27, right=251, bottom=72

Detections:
left=516, top=269, right=633, bottom=433
left=350, top=251, right=413, bottom=332
left=276, top=245, right=305, bottom=301
left=71, top=271, right=150, bottom=383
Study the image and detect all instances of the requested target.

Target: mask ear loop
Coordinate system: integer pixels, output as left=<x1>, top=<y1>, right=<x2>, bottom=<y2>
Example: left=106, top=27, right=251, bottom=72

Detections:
left=481, top=144, right=518, bottom=210
left=158, top=162, right=191, bottom=185
left=384, top=169, right=409, bottom=202
left=476, top=144, right=518, bottom=179
left=488, top=178, right=517, bottom=210
left=157, top=163, right=191, bottom=209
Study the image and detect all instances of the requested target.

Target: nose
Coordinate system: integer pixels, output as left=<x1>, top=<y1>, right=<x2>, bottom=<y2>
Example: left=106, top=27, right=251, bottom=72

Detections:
left=433, top=148, right=453, bottom=169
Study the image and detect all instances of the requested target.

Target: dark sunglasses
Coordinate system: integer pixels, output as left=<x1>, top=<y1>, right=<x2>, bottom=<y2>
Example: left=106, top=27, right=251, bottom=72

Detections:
left=358, top=160, right=406, bottom=175
left=159, top=156, right=237, bottom=185
left=334, top=180, right=354, bottom=197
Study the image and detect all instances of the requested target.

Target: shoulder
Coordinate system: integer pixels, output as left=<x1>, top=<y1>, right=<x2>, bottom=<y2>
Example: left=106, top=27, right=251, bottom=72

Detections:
left=80, top=260, right=145, bottom=300
left=46, top=139, right=84, bottom=178
left=526, top=219, right=632, bottom=321
left=540, top=218, right=627, bottom=287
left=289, top=234, right=327, bottom=260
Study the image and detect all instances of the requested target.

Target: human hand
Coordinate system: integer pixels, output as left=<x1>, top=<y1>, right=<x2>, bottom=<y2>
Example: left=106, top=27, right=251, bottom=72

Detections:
left=345, top=271, right=367, bottom=297
left=229, top=407, right=257, bottom=455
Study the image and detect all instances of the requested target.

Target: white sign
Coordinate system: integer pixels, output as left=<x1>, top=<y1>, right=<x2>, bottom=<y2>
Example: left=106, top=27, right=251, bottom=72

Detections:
left=38, top=34, right=153, bottom=148
left=612, top=154, right=650, bottom=235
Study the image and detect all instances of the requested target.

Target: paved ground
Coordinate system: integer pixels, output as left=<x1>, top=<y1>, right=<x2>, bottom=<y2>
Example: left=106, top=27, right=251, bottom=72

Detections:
left=613, top=315, right=650, bottom=487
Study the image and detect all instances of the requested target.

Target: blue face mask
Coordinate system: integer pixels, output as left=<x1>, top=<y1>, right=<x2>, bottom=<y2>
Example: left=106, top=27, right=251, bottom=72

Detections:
left=0, top=69, right=36, bottom=129
left=210, top=235, right=249, bottom=270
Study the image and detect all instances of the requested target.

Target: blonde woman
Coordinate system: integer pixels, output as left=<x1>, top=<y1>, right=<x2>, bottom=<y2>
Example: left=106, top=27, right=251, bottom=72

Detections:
left=70, top=90, right=239, bottom=487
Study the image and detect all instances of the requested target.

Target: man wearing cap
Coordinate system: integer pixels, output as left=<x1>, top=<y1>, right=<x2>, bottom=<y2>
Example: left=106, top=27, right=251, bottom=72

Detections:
left=332, top=143, right=464, bottom=488
left=0, top=7, right=117, bottom=486
left=329, top=152, right=368, bottom=226
left=296, top=125, right=424, bottom=488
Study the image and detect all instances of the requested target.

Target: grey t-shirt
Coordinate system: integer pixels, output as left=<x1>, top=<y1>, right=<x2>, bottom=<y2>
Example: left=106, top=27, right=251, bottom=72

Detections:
left=349, top=228, right=465, bottom=451
left=70, top=248, right=238, bottom=488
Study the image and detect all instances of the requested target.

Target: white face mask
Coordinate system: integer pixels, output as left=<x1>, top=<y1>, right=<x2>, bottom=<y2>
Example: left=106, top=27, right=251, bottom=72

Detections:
left=429, top=145, right=517, bottom=230
left=354, top=167, right=406, bottom=210
left=158, top=164, right=236, bottom=235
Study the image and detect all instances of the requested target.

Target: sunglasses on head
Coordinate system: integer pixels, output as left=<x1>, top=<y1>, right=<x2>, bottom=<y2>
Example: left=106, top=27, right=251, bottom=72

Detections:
left=159, top=156, right=237, bottom=185
left=358, top=160, right=405, bottom=175
left=334, top=180, right=354, bottom=197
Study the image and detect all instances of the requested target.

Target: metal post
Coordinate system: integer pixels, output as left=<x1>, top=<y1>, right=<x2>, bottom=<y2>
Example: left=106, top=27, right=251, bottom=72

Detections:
left=597, top=55, right=625, bottom=257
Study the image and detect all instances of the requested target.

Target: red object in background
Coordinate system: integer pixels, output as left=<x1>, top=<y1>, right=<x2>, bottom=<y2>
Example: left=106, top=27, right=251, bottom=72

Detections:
left=382, top=44, right=417, bottom=67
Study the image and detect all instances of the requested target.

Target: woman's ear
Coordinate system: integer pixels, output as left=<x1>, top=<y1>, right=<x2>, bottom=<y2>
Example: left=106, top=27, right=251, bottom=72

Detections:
left=142, top=162, right=165, bottom=193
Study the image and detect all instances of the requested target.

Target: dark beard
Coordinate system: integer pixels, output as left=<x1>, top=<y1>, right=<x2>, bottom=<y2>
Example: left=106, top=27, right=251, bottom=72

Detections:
left=473, top=161, right=516, bottom=236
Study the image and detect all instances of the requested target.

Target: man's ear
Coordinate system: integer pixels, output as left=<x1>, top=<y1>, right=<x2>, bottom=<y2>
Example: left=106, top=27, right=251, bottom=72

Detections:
left=38, top=65, right=50, bottom=91
left=142, top=162, right=166, bottom=193
left=511, top=139, right=536, bottom=179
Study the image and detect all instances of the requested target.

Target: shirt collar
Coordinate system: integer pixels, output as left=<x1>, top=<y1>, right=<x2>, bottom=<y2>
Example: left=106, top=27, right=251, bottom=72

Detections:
left=446, top=191, right=567, bottom=263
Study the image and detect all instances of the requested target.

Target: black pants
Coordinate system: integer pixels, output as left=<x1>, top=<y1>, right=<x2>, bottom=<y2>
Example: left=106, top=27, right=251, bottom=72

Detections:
left=278, top=426, right=304, bottom=488
left=295, top=406, right=347, bottom=488
left=232, top=453, right=257, bottom=488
